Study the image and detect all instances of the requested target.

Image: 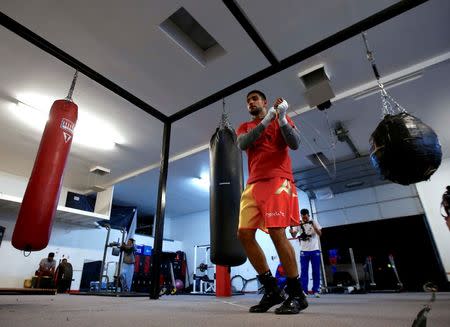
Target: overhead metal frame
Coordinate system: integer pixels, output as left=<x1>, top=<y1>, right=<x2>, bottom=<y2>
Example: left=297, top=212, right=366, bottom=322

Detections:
left=0, top=0, right=429, bottom=299
left=169, top=0, right=428, bottom=122
left=0, top=12, right=169, bottom=123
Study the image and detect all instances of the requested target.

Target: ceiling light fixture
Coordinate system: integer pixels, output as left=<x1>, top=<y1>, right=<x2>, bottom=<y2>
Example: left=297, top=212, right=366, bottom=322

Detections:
left=352, top=71, right=423, bottom=101
left=192, top=172, right=210, bottom=190
left=9, top=101, right=47, bottom=131
left=345, top=181, right=364, bottom=188
left=313, top=187, right=334, bottom=200
left=8, top=93, right=123, bottom=151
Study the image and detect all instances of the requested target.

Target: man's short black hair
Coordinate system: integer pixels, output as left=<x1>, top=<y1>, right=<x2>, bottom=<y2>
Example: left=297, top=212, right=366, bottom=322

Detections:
left=246, top=90, right=266, bottom=100
left=48, top=252, right=55, bottom=257
left=300, top=209, right=310, bottom=216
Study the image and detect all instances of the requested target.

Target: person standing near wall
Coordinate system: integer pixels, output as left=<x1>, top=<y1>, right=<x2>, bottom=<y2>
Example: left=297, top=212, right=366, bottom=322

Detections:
left=120, top=238, right=135, bottom=292
left=441, top=186, right=450, bottom=231
left=57, top=258, right=73, bottom=293
left=290, top=209, right=322, bottom=297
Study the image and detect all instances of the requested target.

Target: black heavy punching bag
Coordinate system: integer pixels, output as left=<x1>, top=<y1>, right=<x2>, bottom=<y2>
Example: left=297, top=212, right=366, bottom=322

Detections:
left=370, top=113, right=442, bottom=185
left=360, top=33, right=442, bottom=186
left=209, top=122, right=247, bottom=266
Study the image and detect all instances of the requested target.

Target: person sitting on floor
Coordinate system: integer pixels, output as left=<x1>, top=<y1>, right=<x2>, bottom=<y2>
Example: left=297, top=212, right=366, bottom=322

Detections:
left=37, top=252, right=56, bottom=277
left=35, top=252, right=56, bottom=288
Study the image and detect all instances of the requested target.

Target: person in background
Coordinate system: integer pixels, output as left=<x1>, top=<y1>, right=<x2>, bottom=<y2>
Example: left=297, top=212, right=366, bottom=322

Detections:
left=120, top=238, right=136, bottom=292
left=37, top=252, right=56, bottom=277
left=275, top=263, right=287, bottom=291
left=36, top=252, right=56, bottom=288
left=290, top=208, right=322, bottom=297
left=57, top=258, right=73, bottom=293
left=441, top=186, right=450, bottom=231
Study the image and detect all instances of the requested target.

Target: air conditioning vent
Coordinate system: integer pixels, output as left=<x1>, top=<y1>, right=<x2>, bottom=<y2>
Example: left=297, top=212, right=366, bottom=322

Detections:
left=306, top=152, right=330, bottom=167
left=89, top=166, right=110, bottom=176
left=298, top=64, right=335, bottom=109
left=345, top=181, right=364, bottom=188
left=159, top=7, right=226, bottom=66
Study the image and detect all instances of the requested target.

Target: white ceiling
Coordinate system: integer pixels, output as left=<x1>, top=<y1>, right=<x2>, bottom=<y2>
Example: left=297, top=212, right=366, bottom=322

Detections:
left=0, top=0, right=449, bottom=217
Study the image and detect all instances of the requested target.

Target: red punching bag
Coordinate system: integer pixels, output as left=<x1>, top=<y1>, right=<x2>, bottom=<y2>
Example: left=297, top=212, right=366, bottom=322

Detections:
left=12, top=74, right=79, bottom=251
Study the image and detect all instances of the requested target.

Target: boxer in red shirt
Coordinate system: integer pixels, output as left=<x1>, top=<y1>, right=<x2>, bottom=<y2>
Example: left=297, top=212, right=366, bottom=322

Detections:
left=237, top=90, right=308, bottom=314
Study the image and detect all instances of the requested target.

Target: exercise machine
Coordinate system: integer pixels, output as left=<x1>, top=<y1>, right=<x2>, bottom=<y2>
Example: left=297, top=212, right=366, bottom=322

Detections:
left=93, top=224, right=126, bottom=293
left=191, top=244, right=216, bottom=294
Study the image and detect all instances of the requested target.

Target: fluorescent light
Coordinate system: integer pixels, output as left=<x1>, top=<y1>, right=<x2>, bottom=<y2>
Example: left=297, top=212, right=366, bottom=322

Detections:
left=9, top=101, right=47, bottom=132
left=192, top=172, right=210, bottom=190
left=17, top=93, right=54, bottom=112
left=352, top=71, right=423, bottom=101
left=313, top=187, right=334, bottom=200
left=74, top=111, right=122, bottom=150
left=8, top=94, right=124, bottom=151
left=345, top=181, right=364, bottom=188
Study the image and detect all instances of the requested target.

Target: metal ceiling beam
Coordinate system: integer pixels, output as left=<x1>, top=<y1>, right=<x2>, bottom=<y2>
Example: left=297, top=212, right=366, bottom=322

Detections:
left=0, top=11, right=169, bottom=124
left=223, top=0, right=278, bottom=65
left=169, top=0, right=428, bottom=123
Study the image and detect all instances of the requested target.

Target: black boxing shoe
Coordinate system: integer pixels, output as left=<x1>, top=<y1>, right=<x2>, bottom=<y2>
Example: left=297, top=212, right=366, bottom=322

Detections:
left=274, top=295, right=309, bottom=314
left=249, top=288, right=285, bottom=313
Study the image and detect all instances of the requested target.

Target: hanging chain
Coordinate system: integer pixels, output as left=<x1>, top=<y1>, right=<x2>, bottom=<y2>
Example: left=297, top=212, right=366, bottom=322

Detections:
left=324, top=110, right=337, bottom=148
left=220, top=97, right=232, bottom=129
left=362, top=32, right=406, bottom=116
left=66, top=70, right=79, bottom=101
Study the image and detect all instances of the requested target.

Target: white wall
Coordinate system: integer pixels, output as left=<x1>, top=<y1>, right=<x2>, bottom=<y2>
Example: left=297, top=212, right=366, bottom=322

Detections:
left=311, top=175, right=450, bottom=283
left=0, top=217, right=182, bottom=289
left=0, top=170, right=183, bottom=289
left=313, top=183, right=424, bottom=227
left=297, top=187, right=312, bottom=213
left=0, top=170, right=71, bottom=206
left=415, top=157, right=450, bottom=282
left=167, top=210, right=209, bottom=284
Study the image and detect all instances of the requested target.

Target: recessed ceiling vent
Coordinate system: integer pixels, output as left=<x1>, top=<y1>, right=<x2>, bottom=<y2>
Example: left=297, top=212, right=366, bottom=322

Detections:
left=345, top=181, right=364, bottom=188
left=306, top=152, right=330, bottom=167
left=298, top=64, right=335, bottom=110
left=313, top=187, right=334, bottom=200
left=90, top=166, right=110, bottom=176
left=159, top=7, right=226, bottom=67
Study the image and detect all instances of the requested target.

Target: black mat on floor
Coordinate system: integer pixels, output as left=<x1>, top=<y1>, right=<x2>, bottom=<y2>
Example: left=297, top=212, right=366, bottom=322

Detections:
left=186, top=292, right=245, bottom=296
left=0, top=288, right=57, bottom=295
left=71, top=291, right=149, bottom=297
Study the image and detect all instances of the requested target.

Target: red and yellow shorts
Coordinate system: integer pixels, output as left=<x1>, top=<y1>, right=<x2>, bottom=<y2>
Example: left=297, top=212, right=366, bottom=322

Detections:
left=238, top=177, right=300, bottom=233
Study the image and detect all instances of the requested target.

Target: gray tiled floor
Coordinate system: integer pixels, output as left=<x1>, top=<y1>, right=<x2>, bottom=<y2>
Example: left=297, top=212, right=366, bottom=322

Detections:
left=0, top=292, right=449, bottom=327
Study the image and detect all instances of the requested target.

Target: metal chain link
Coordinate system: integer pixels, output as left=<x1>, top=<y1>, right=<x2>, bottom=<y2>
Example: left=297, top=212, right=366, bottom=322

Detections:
left=220, top=98, right=232, bottom=129
left=66, top=70, right=78, bottom=101
left=362, top=32, right=406, bottom=117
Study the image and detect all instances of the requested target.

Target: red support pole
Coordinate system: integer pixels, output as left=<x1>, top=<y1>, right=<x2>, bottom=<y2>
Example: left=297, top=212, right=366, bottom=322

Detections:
left=215, top=265, right=231, bottom=297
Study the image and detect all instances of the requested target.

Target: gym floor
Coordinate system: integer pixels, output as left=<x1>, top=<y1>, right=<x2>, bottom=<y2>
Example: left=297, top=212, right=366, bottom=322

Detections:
left=0, top=293, right=449, bottom=327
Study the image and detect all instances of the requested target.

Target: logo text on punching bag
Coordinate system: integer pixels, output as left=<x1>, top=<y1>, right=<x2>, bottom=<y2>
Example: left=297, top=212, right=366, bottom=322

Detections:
left=60, top=119, right=75, bottom=143
left=61, top=118, right=75, bottom=134
left=60, top=119, right=75, bottom=134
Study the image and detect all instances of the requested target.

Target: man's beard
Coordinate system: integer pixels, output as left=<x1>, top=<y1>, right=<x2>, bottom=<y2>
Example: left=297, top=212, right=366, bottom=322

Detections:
left=249, top=107, right=262, bottom=116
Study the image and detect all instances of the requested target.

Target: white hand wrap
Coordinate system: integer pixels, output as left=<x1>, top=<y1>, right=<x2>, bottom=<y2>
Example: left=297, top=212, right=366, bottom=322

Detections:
left=277, top=99, right=289, bottom=126
left=261, top=107, right=277, bottom=127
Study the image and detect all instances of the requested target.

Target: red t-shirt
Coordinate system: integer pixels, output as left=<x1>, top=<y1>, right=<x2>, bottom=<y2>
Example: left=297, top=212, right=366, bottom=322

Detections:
left=237, top=116, right=296, bottom=184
